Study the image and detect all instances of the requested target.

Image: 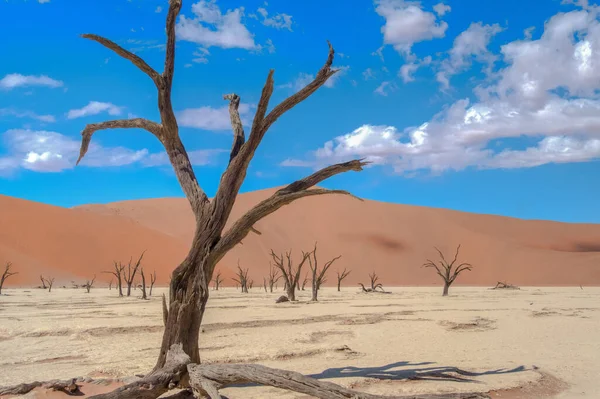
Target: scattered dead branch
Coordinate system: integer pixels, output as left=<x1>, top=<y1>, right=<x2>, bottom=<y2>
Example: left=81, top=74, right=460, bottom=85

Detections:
left=0, top=378, right=81, bottom=396
left=492, top=281, right=520, bottom=290
left=423, top=244, right=473, bottom=296
left=359, top=272, right=385, bottom=293
left=232, top=261, right=249, bottom=293
left=307, top=242, right=341, bottom=301
left=336, top=268, right=351, bottom=291
left=270, top=249, right=310, bottom=301
left=187, top=363, right=491, bottom=399
left=40, top=275, right=47, bottom=289
left=0, top=261, right=17, bottom=295
left=84, top=275, right=96, bottom=293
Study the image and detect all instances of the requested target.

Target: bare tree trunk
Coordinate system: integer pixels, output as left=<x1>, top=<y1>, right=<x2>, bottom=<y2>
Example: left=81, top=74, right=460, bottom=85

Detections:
left=311, top=269, right=318, bottom=301
left=443, top=282, right=450, bottom=296
left=140, top=269, right=148, bottom=300
left=40, top=275, right=47, bottom=289
left=286, top=283, right=295, bottom=302
left=47, top=278, right=55, bottom=293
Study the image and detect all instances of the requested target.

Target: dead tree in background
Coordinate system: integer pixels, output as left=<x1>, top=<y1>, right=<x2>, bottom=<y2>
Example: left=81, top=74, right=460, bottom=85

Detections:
left=69, top=0, right=368, bottom=395
left=149, top=270, right=157, bottom=296
left=232, top=262, right=249, bottom=293
left=123, top=252, right=145, bottom=297
left=248, top=279, right=254, bottom=290
left=263, top=277, right=268, bottom=292
left=213, top=270, right=224, bottom=291
left=46, top=277, right=55, bottom=293
left=40, top=275, right=47, bottom=289
left=140, top=269, right=148, bottom=300
left=423, top=244, right=473, bottom=296
left=359, top=271, right=384, bottom=292
left=270, top=249, right=310, bottom=301
left=0, top=262, right=17, bottom=295
left=267, top=263, right=281, bottom=293
left=307, top=243, right=341, bottom=301
left=83, top=275, right=96, bottom=293
left=109, top=278, right=113, bottom=290
left=301, top=273, right=309, bottom=291
left=104, top=261, right=125, bottom=297
left=336, top=268, right=351, bottom=291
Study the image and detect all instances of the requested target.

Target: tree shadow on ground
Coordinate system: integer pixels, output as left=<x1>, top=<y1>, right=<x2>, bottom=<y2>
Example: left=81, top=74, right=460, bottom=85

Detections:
left=310, top=361, right=527, bottom=383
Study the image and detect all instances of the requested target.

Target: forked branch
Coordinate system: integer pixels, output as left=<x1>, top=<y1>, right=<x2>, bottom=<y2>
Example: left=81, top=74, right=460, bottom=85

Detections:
left=423, top=244, right=474, bottom=296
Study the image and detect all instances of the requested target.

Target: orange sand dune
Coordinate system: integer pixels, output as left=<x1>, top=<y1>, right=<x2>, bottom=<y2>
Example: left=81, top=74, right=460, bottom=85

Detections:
left=2, top=188, right=600, bottom=287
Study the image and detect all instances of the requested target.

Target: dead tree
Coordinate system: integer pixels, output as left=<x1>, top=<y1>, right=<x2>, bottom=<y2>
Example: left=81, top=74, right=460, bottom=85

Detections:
left=104, top=261, right=125, bottom=297
left=46, top=277, right=55, bottom=293
left=336, top=268, right=351, bottom=291
left=307, top=243, right=341, bottom=301
left=140, top=269, right=148, bottom=300
left=301, top=273, right=309, bottom=291
left=213, top=270, right=224, bottom=291
left=270, top=249, right=311, bottom=301
left=232, top=262, right=249, bottom=293
left=267, top=263, right=281, bottom=293
left=359, top=272, right=384, bottom=292
left=149, top=270, right=157, bottom=296
left=66, top=0, right=371, bottom=395
left=0, top=262, right=17, bottom=294
left=248, top=280, right=254, bottom=290
left=123, top=252, right=145, bottom=297
left=83, top=275, right=96, bottom=293
left=40, top=275, right=47, bottom=289
left=423, top=244, right=473, bottom=296
left=109, top=278, right=113, bottom=290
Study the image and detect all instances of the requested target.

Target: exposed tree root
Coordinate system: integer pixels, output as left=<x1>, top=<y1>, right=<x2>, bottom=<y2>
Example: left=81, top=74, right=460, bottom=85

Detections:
left=0, top=378, right=81, bottom=396
left=187, top=363, right=491, bottom=399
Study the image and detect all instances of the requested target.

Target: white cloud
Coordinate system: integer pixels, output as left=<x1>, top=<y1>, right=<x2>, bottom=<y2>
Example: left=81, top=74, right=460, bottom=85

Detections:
left=176, top=0, right=257, bottom=49
left=374, top=81, right=396, bottom=96
left=399, top=55, right=431, bottom=82
left=362, top=68, right=376, bottom=80
left=436, top=22, right=503, bottom=90
left=255, top=6, right=293, bottom=31
left=155, top=6, right=163, bottom=13
left=375, top=0, right=448, bottom=57
left=282, top=8, right=600, bottom=173
left=177, top=103, right=252, bottom=130
left=0, top=129, right=223, bottom=174
left=66, top=101, right=123, bottom=119
left=0, top=108, right=55, bottom=123
left=265, top=38, right=276, bottom=53
left=192, top=47, right=210, bottom=63
left=0, top=74, right=63, bottom=90
left=38, top=0, right=50, bottom=3
left=433, top=2, right=451, bottom=16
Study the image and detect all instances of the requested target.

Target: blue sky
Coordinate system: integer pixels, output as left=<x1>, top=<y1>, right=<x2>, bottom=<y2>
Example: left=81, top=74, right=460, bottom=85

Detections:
left=1, top=0, right=599, bottom=223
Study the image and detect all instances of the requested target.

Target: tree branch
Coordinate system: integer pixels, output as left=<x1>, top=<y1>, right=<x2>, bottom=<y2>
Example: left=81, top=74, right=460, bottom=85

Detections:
left=163, top=0, right=182, bottom=89
left=211, top=158, right=365, bottom=266
left=81, top=34, right=162, bottom=87
left=223, top=94, right=245, bottom=163
left=76, top=119, right=163, bottom=165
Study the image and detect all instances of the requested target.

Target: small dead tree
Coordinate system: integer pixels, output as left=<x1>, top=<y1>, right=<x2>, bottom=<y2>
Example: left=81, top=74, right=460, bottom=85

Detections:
left=263, top=277, right=268, bottom=292
left=46, top=277, right=55, bottom=293
left=423, top=244, right=473, bottom=296
left=140, top=269, right=148, bottom=300
left=359, top=271, right=384, bottom=292
left=232, top=262, right=249, bottom=293
left=123, top=252, right=145, bottom=297
left=301, top=273, right=309, bottom=291
left=109, top=278, right=113, bottom=290
left=270, top=249, right=310, bottom=301
left=0, top=262, right=17, bottom=295
left=40, top=275, right=47, bottom=289
left=267, top=263, right=281, bottom=293
left=336, top=268, right=351, bottom=291
left=83, top=275, right=96, bottom=293
left=149, top=270, right=157, bottom=296
left=307, top=243, right=341, bottom=301
left=104, top=261, right=125, bottom=297
left=492, top=281, right=519, bottom=290
left=248, top=279, right=254, bottom=290
left=213, top=270, right=224, bottom=291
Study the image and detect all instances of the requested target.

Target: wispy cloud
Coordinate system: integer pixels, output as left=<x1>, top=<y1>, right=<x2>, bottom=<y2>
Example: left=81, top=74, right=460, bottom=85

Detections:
left=0, top=108, right=55, bottom=123
left=66, top=101, right=123, bottom=120
left=0, top=74, right=63, bottom=90
left=177, top=103, right=253, bottom=130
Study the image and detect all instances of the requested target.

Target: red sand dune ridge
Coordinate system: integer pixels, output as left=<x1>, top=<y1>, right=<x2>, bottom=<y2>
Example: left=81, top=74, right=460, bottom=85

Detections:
left=1, top=187, right=600, bottom=287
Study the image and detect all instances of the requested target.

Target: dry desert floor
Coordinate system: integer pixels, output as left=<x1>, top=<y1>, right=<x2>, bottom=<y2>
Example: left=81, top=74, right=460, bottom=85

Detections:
left=0, top=286, right=599, bottom=398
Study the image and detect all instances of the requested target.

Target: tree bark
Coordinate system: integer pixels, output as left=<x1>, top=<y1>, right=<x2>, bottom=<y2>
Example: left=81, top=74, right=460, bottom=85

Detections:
left=443, top=282, right=450, bottom=296
left=286, top=283, right=295, bottom=302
